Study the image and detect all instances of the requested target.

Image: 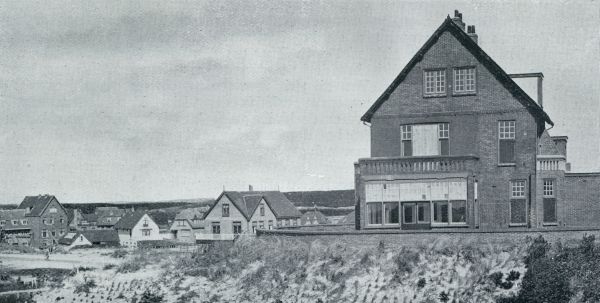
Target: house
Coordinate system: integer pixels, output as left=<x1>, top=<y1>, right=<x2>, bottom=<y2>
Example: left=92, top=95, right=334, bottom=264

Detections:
left=114, top=211, right=161, bottom=247
left=58, top=230, right=120, bottom=250
left=200, top=190, right=302, bottom=241
left=95, top=207, right=126, bottom=229
left=170, top=208, right=205, bottom=243
left=354, top=11, right=600, bottom=230
left=17, top=195, right=69, bottom=247
left=338, top=210, right=355, bottom=225
left=0, top=209, right=31, bottom=246
left=79, top=213, right=99, bottom=230
left=300, top=210, right=328, bottom=225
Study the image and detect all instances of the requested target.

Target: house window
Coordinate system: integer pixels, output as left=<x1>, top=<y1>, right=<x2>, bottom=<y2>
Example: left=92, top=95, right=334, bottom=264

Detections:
left=222, top=203, right=230, bottom=217
left=451, top=200, right=467, bottom=223
left=433, top=201, right=449, bottom=223
left=367, top=203, right=382, bottom=225
left=510, top=180, right=527, bottom=225
left=401, top=123, right=450, bottom=156
left=42, top=230, right=48, bottom=238
left=60, top=229, right=65, bottom=235
left=403, top=203, right=415, bottom=224
left=21, top=220, right=28, bottom=225
left=424, top=69, right=446, bottom=96
left=49, top=219, right=54, bottom=225
left=212, top=222, right=221, bottom=234
left=49, top=208, right=57, bottom=213
left=177, top=220, right=186, bottom=226
left=543, top=180, right=557, bottom=224
left=499, top=121, right=516, bottom=164
left=252, top=221, right=258, bottom=233
left=233, top=221, right=242, bottom=234
left=384, top=202, right=399, bottom=224
left=60, top=218, right=64, bottom=224
left=142, top=229, right=151, bottom=236
left=259, top=221, right=265, bottom=229
left=417, top=203, right=431, bottom=223
left=0, top=220, right=5, bottom=226
left=268, top=220, right=274, bottom=229
left=453, top=67, right=476, bottom=93
left=51, top=231, right=56, bottom=237
left=143, top=219, right=148, bottom=227
left=260, top=205, right=265, bottom=216
left=12, top=220, right=18, bottom=225
left=80, top=235, right=84, bottom=241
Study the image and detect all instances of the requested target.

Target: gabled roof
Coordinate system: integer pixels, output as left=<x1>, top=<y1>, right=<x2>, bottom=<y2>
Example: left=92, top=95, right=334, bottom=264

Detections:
left=538, top=130, right=562, bottom=156
left=17, top=195, right=65, bottom=217
left=300, top=210, right=328, bottom=225
left=360, top=16, right=553, bottom=126
left=174, top=207, right=206, bottom=229
left=207, top=191, right=302, bottom=221
left=81, top=213, right=98, bottom=223
left=114, top=211, right=151, bottom=230
left=58, top=232, right=85, bottom=246
left=95, top=207, right=125, bottom=217
left=82, top=230, right=119, bottom=243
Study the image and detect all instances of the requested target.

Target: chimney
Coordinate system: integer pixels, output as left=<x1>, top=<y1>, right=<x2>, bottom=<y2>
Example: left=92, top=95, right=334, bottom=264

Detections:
left=467, top=25, right=478, bottom=44
left=452, top=10, right=465, bottom=31
left=248, top=185, right=253, bottom=192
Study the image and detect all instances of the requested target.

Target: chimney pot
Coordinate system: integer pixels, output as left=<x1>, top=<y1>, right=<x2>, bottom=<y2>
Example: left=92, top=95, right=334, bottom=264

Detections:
left=454, top=10, right=460, bottom=17
left=249, top=185, right=253, bottom=192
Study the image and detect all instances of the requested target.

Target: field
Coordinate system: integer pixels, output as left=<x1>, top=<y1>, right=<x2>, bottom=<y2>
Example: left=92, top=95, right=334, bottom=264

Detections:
left=1, top=234, right=598, bottom=303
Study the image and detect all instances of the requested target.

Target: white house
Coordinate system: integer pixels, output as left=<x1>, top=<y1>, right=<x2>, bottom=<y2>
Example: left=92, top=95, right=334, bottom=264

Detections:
left=114, top=211, right=161, bottom=248
left=58, top=232, right=92, bottom=250
left=200, top=190, right=302, bottom=242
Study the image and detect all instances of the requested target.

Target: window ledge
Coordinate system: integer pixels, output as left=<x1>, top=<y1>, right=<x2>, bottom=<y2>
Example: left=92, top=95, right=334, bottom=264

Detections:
left=423, top=94, right=447, bottom=99
left=542, top=223, right=558, bottom=226
left=498, top=163, right=516, bottom=167
left=452, top=92, right=477, bottom=97
left=508, top=223, right=527, bottom=227
left=431, top=223, right=468, bottom=228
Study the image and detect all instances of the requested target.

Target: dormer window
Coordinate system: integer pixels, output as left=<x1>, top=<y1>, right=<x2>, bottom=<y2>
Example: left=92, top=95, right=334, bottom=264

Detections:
left=423, top=69, right=446, bottom=96
left=453, top=67, right=476, bottom=94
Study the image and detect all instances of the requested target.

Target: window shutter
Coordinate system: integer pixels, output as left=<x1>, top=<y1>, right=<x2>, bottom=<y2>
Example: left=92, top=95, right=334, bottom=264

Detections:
left=543, top=198, right=557, bottom=223
left=499, top=140, right=515, bottom=163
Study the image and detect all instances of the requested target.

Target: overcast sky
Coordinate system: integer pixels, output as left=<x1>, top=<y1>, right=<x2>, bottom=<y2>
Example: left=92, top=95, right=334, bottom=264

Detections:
left=0, top=0, right=598, bottom=204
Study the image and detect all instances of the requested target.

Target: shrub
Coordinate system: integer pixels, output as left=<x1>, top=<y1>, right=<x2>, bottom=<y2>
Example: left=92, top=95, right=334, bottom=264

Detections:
left=117, top=260, right=142, bottom=273
left=139, top=289, right=163, bottom=303
left=506, top=270, right=520, bottom=282
left=489, top=272, right=503, bottom=286
left=524, top=236, right=549, bottom=267
left=103, top=264, right=116, bottom=270
left=417, top=277, right=426, bottom=288
left=439, top=291, right=450, bottom=303
left=111, top=249, right=128, bottom=258
left=392, top=249, right=420, bottom=280
left=74, top=279, right=97, bottom=294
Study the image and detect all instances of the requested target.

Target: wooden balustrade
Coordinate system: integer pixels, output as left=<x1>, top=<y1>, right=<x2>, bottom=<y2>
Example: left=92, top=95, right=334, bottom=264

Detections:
left=358, top=155, right=478, bottom=175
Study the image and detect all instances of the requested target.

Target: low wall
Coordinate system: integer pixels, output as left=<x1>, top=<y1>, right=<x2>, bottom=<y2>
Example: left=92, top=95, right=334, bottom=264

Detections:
left=564, top=173, right=600, bottom=227
left=257, top=227, right=600, bottom=247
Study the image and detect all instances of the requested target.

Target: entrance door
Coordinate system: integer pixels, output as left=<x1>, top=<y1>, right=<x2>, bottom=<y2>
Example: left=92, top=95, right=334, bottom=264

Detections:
left=401, top=202, right=431, bottom=230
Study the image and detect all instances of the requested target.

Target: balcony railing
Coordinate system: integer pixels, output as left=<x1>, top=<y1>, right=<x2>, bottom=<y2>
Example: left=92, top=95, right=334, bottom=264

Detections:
left=357, top=155, right=479, bottom=176
left=537, top=155, right=566, bottom=171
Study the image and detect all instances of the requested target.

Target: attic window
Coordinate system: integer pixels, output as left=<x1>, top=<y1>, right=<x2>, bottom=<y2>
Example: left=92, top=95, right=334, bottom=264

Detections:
left=423, top=69, right=446, bottom=96
left=49, top=208, right=57, bottom=213
left=453, top=67, right=476, bottom=94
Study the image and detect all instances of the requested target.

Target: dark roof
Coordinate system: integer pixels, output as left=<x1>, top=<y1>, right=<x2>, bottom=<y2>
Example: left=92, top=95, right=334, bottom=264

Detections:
left=82, top=230, right=119, bottom=243
left=538, top=130, right=562, bottom=156
left=284, top=190, right=355, bottom=208
left=208, top=191, right=302, bottom=220
left=58, top=232, right=82, bottom=246
left=114, top=211, right=150, bottom=230
left=0, top=209, right=31, bottom=230
left=95, top=207, right=126, bottom=217
left=81, top=213, right=98, bottom=223
left=17, top=195, right=63, bottom=217
left=174, top=208, right=206, bottom=229
left=300, top=210, right=328, bottom=225
left=360, top=16, right=553, bottom=126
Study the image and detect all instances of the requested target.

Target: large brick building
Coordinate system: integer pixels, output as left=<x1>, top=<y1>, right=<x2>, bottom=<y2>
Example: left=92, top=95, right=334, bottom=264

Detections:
left=354, top=11, right=600, bottom=230
left=17, top=195, right=69, bottom=247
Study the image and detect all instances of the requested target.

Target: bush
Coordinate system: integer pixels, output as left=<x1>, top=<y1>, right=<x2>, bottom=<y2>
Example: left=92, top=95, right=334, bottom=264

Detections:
left=74, top=279, right=96, bottom=294
left=506, top=270, right=520, bottom=282
left=103, top=264, right=116, bottom=270
left=117, top=260, right=142, bottom=273
left=139, top=289, right=163, bottom=303
left=417, top=277, right=426, bottom=288
left=392, top=249, right=420, bottom=280
left=111, top=249, right=128, bottom=258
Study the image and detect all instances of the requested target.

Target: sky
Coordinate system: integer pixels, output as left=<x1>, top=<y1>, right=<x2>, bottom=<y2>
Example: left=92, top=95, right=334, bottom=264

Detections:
left=0, top=0, right=598, bottom=204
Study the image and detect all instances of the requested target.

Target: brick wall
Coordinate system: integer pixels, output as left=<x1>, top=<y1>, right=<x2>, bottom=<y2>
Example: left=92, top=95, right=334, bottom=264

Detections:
left=30, top=199, right=69, bottom=247
left=563, top=173, right=600, bottom=227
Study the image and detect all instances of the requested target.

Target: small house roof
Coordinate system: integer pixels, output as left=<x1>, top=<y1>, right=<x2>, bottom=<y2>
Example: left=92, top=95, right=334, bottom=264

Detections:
left=114, top=211, right=150, bottom=230
left=174, top=208, right=206, bottom=229
left=0, top=209, right=31, bottom=230
left=300, top=210, right=328, bottom=225
left=82, top=230, right=119, bottom=243
left=208, top=191, right=302, bottom=221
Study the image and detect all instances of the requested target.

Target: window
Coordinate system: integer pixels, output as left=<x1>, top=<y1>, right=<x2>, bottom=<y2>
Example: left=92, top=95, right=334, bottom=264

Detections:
left=60, top=218, right=64, bottom=224
left=424, top=69, right=446, bottom=96
left=233, top=221, right=242, bottom=234
left=49, top=208, right=57, bottom=213
left=12, top=220, right=18, bottom=225
left=260, top=205, right=265, bottom=216
left=438, top=123, right=449, bottom=155
left=433, top=201, right=449, bottom=223
left=211, top=222, right=220, bottom=234
left=142, top=229, right=151, bottom=236
left=143, top=218, right=149, bottom=227
left=417, top=203, right=431, bottom=223
left=60, top=229, right=65, bottom=235
left=252, top=221, right=258, bottom=233
left=21, top=220, right=28, bottom=225
left=402, top=123, right=449, bottom=157
left=43, top=219, right=47, bottom=224
left=451, top=201, right=466, bottom=223
left=0, top=220, right=5, bottom=226
left=259, top=221, right=265, bottom=229
left=222, top=203, right=230, bottom=217
left=499, top=121, right=516, bottom=164
left=367, top=203, right=382, bottom=225
left=401, top=125, right=413, bottom=157
left=543, top=179, right=557, bottom=224
left=543, top=179, right=554, bottom=197
left=51, top=231, right=56, bottom=237
left=453, top=67, right=476, bottom=93
left=177, top=220, right=186, bottom=226
left=268, top=220, right=274, bottom=229
left=384, top=202, right=399, bottom=224
left=510, top=180, right=527, bottom=225
left=49, top=219, right=54, bottom=225
left=42, top=230, right=48, bottom=238
left=403, top=203, right=415, bottom=224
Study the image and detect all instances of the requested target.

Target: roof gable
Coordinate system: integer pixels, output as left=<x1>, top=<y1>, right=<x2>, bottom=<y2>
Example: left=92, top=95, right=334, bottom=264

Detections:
left=361, top=16, right=553, bottom=126
left=206, top=191, right=302, bottom=221
left=538, top=130, right=562, bottom=156
left=114, top=211, right=152, bottom=230
left=17, top=195, right=65, bottom=217
left=300, top=210, right=328, bottom=224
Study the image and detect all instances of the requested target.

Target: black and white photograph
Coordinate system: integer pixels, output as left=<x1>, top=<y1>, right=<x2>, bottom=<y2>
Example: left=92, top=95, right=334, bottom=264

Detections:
left=0, top=1, right=599, bottom=302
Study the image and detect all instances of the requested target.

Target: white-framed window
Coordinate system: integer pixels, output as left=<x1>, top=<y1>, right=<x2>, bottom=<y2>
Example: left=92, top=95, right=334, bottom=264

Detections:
left=42, top=230, right=48, bottom=238
left=0, top=220, right=5, bottom=226
left=49, top=208, right=57, bottom=213
left=367, top=202, right=383, bottom=225
left=424, top=69, right=446, bottom=96
left=142, top=229, right=151, bottom=236
left=233, top=221, right=242, bottom=234
left=211, top=222, right=220, bottom=234
left=222, top=203, right=230, bottom=217
left=499, top=121, right=516, bottom=164
left=401, top=123, right=450, bottom=156
left=21, top=220, right=28, bottom=225
left=543, top=179, right=554, bottom=197
left=177, top=220, right=186, bottom=226
left=260, top=205, right=265, bottom=216
left=510, top=180, right=527, bottom=225
left=51, top=231, right=56, bottom=237
left=453, top=67, right=476, bottom=93
left=12, top=220, right=18, bottom=225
